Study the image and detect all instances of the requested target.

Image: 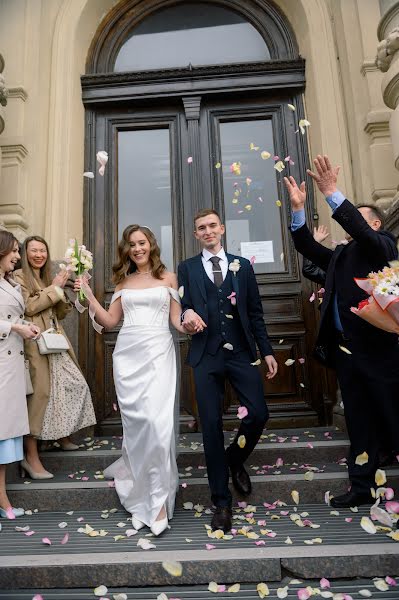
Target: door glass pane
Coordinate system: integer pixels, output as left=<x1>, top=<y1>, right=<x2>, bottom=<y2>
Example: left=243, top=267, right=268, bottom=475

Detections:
left=114, top=3, right=270, bottom=72
left=219, top=119, right=285, bottom=274
left=118, top=129, right=174, bottom=270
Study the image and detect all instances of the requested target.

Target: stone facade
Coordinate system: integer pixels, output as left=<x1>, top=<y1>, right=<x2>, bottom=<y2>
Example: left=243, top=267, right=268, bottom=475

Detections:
left=0, top=0, right=398, bottom=250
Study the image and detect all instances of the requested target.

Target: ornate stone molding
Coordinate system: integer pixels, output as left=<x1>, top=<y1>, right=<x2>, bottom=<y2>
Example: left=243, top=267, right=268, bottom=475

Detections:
left=376, top=27, right=399, bottom=72
left=360, top=59, right=379, bottom=76
left=0, top=53, right=7, bottom=137
left=7, top=87, right=28, bottom=102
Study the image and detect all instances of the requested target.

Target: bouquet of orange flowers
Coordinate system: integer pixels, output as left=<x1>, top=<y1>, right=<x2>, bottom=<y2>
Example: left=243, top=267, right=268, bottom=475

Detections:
left=351, top=262, right=399, bottom=334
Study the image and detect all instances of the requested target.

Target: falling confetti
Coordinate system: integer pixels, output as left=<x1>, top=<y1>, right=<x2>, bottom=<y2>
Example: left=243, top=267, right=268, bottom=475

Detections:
left=215, top=162, right=221, bottom=169
left=261, top=151, right=271, bottom=160
left=355, top=451, right=369, bottom=466
left=250, top=143, right=260, bottom=151
left=375, top=469, right=387, bottom=486
left=238, top=435, right=246, bottom=448
left=223, top=342, right=234, bottom=351
left=285, top=359, right=295, bottom=366
left=291, top=490, right=299, bottom=504
left=83, top=171, right=94, bottom=179
left=96, top=151, right=108, bottom=176
left=274, top=161, right=285, bottom=173
left=162, top=560, right=183, bottom=577
left=298, top=119, right=311, bottom=135
left=276, top=200, right=282, bottom=207
left=237, top=406, right=248, bottom=419
left=230, top=162, right=241, bottom=175
left=339, top=345, right=352, bottom=355
left=187, top=156, right=193, bottom=164
left=287, top=103, right=296, bottom=111
left=250, top=359, right=261, bottom=366
left=94, top=586, right=108, bottom=597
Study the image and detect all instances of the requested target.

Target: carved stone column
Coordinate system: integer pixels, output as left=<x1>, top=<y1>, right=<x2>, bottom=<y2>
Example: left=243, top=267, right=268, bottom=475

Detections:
left=376, top=2, right=399, bottom=208
left=0, top=54, right=7, bottom=231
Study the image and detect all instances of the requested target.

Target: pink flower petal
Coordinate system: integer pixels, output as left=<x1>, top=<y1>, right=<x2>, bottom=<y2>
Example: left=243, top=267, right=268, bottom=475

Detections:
left=108, top=481, right=115, bottom=488
left=386, top=576, right=397, bottom=586
left=181, top=483, right=187, bottom=488
left=307, top=443, right=313, bottom=449
left=187, top=156, right=193, bottom=163
left=25, top=530, right=35, bottom=536
left=298, top=357, right=305, bottom=364
left=255, top=540, right=265, bottom=546
left=273, top=155, right=280, bottom=160
left=218, top=585, right=226, bottom=592
left=206, top=544, right=216, bottom=550
left=42, top=537, right=52, bottom=545
left=386, top=501, right=399, bottom=513
left=320, top=578, right=330, bottom=589
left=309, top=292, right=315, bottom=302
left=61, top=533, right=69, bottom=545
left=345, top=517, right=353, bottom=523
left=32, top=596, right=44, bottom=600
left=237, top=406, right=248, bottom=420
left=385, top=487, right=395, bottom=500
left=297, top=588, right=311, bottom=600
left=113, top=403, right=118, bottom=411
left=250, top=256, right=256, bottom=265
left=276, top=458, right=284, bottom=468
left=238, top=501, right=247, bottom=508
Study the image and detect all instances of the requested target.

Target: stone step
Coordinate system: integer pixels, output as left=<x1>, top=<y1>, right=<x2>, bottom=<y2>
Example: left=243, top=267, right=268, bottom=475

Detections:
left=1, top=578, right=398, bottom=599
left=0, top=504, right=398, bottom=588
left=30, top=428, right=350, bottom=473
left=7, top=465, right=399, bottom=511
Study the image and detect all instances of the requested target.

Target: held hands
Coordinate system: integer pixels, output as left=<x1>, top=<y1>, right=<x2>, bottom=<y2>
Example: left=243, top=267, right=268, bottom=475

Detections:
left=307, top=154, right=340, bottom=197
left=182, top=309, right=207, bottom=334
left=52, top=270, right=69, bottom=288
left=313, top=225, right=330, bottom=244
left=264, top=355, right=278, bottom=380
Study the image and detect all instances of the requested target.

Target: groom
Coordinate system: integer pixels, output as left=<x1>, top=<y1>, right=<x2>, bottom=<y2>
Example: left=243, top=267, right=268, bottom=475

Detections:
left=178, top=209, right=278, bottom=532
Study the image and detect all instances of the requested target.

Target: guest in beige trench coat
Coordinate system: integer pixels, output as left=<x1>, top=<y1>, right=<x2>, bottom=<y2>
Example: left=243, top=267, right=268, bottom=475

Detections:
left=0, top=230, right=41, bottom=518
left=14, top=235, right=96, bottom=480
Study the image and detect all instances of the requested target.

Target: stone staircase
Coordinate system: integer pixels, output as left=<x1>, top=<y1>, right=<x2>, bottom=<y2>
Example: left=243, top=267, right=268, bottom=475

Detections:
left=1, top=427, right=398, bottom=598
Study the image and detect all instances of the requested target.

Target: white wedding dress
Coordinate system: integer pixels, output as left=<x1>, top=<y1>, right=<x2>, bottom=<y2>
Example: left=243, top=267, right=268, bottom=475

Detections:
left=103, top=286, right=179, bottom=527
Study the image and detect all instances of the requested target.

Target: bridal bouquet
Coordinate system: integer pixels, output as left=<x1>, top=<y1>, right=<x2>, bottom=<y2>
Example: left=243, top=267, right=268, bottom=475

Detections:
left=350, top=262, right=399, bottom=334
left=61, top=239, right=93, bottom=301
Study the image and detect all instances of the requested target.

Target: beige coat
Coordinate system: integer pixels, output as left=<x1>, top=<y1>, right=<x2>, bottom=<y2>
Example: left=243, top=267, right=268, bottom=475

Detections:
left=13, top=270, right=78, bottom=437
left=0, top=277, right=30, bottom=441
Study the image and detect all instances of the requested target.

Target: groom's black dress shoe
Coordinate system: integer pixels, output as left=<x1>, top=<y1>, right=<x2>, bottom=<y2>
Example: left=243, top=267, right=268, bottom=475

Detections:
left=330, top=490, right=374, bottom=509
left=211, top=507, right=232, bottom=533
left=230, top=463, right=252, bottom=496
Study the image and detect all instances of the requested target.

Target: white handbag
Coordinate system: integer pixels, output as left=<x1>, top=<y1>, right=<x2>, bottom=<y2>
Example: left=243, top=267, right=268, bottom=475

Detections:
left=37, top=328, right=69, bottom=354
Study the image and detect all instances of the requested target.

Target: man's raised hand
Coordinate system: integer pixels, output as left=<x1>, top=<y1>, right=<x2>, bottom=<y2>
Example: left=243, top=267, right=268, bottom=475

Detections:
left=283, top=176, right=306, bottom=211
left=307, top=154, right=340, bottom=197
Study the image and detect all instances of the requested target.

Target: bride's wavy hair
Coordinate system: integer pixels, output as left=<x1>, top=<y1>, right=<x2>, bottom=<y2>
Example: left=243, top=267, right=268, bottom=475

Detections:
left=112, top=224, right=166, bottom=285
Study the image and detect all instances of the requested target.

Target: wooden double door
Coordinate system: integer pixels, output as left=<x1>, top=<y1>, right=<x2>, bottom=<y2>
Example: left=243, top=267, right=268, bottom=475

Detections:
left=81, top=84, right=335, bottom=433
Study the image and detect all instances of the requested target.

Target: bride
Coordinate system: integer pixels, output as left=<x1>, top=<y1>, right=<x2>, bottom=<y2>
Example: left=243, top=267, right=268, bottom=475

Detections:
left=75, top=224, right=185, bottom=536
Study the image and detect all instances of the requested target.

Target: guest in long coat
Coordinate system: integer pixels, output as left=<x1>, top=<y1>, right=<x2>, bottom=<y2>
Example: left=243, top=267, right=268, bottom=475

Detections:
left=14, top=236, right=96, bottom=479
left=0, top=230, right=41, bottom=518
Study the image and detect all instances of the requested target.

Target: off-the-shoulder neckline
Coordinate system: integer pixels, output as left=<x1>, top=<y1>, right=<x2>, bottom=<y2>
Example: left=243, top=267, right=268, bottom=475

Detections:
left=118, top=286, right=173, bottom=292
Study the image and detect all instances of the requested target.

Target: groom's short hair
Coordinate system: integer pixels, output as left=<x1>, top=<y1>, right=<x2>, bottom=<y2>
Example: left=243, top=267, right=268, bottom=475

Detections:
left=194, top=208, right=221, bottom=228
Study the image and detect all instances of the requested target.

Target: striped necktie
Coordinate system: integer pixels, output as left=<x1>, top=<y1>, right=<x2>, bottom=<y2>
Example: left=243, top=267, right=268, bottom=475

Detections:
left=210, top=256, right=223, bottom=287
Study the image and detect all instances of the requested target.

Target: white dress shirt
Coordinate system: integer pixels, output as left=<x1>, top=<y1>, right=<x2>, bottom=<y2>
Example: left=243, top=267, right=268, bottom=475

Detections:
left=202, top=247, right=228, bottom=283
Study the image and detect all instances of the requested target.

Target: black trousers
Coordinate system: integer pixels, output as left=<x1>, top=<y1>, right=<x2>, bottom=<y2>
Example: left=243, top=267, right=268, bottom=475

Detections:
left=193, top=346, right=268, bottom=507
left=334, top=336, right=399, bottom=493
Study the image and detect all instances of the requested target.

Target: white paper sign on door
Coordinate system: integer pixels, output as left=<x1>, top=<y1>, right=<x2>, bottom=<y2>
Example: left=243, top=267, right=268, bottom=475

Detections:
left=240, top=240, right=274, bottom=263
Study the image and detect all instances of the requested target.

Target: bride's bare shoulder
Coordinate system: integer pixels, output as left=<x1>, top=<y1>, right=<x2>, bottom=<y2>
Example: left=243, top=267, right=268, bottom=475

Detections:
left=162, top=271, right=178, bottom=289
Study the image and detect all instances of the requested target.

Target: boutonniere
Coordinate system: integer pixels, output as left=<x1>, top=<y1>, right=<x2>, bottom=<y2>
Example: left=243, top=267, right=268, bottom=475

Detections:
left=228, top=259, right=241, bottom=276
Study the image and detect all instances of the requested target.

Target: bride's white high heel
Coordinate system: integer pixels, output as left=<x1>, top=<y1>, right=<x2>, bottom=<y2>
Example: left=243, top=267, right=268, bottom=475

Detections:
left=150, top=506, right=168, bottom=536
left=132, top=516, right=145, bottom=530
left=150, top=515, right=168, bottom=536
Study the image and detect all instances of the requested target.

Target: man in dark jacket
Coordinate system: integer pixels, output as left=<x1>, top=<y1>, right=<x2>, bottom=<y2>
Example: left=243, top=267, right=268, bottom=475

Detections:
left=284, top=155, right=399, bottom=508
left=178, top=209, right=278, bottom=532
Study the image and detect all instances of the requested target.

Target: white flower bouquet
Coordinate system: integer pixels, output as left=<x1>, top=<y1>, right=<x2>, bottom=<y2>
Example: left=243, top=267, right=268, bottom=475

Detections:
left=350, top=263, right=399, bottom=334
left=60, top=239, right=93, bottom=301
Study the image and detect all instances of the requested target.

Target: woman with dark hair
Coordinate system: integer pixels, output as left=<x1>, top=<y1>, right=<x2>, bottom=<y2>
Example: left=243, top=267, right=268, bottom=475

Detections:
left=0, top=230, right=40, bottom=518
left=14, top=236, right=96, bottom=479
left=75, top=224, right=184, bottom=536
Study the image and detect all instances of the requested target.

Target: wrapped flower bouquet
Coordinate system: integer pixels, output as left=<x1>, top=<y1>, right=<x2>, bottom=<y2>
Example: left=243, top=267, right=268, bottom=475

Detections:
left=351, top=262, right=399, bottom=334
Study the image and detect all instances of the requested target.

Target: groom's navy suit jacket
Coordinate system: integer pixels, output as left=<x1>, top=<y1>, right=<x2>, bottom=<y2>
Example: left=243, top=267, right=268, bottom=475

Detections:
left=178, top=253, right=273, bottom=367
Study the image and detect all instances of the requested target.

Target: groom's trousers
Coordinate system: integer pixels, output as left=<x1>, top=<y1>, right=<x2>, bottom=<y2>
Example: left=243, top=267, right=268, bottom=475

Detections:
left=193, top=346, right=268, bottom=507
